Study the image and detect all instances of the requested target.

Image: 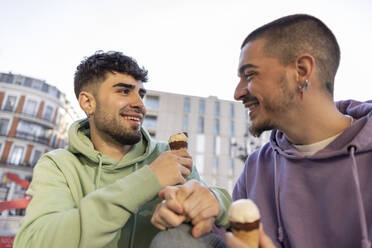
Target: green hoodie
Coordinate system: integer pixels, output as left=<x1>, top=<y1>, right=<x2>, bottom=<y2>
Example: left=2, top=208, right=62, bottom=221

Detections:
left=14, top=119, right=231, bottom=248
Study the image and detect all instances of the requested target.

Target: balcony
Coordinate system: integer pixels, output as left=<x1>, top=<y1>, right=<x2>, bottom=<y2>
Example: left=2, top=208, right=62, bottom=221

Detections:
left=1, top=106, right=15, bottom=113
left=15, top=131, right=49, bottom=145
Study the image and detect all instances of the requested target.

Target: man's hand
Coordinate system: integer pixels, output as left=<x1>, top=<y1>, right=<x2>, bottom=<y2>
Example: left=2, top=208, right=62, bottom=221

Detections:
left=158, top=180, right=221, bottom=238
left=225, top=225, right=276, bottom=248
left=151, top=189, right=187, bottom=230
left=149, top=150, right=193, bottom=187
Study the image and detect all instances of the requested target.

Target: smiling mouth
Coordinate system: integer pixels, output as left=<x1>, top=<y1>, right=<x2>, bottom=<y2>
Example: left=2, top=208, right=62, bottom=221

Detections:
left=244, top=101, right=260, bottom=113
left=122, top=116, right=141, bottom=122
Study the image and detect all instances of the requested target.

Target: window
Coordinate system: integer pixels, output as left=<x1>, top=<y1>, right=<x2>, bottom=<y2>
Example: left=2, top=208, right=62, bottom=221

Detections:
left=183, top=114, right=189, bottom=131
left=3, top=95, right=17, bottom=111
left=228, top=179, right=233, bottom=194
left=196, top=134, right=205, bottom=153
left=199, top=99, right=205, bottom=115
left=230, top=159, right=235, bottom=174
left=0, top=73, right=14, bottom=83
left=0, top=118, right=9, bottom=136
left=23, top=99, right=37, bottom=116
left=42, top=82, right=49, bottom=93
left=245, top=123, right=250, bottom=136
left=184, top=98, right=190, bottom=113
left=8, top=145, right=24, bottom=165
left=43, top=105, right=54, bottom=121
left=196, top=155, right=204, bottom=174
left=212, top=157, right=219, bottom=168
left=214, top=119, right=220, bottom=135
left=49, top=86, right=60, bottom=98
left=31, top=150, right=42, bottom=166
left=143, top=115, right=157, bottom=129
left=17, top=120, right=49, bottom=144
left=24, top=77, right=33, bottom=87
left=213, top=136, right=220, bottom=155
left=230, top=103, right=235, bottom=118
left=229, top=137, right=236, bottom=156
left=197, top=117, right=204, bottom=133
left=230, top=121, right=235, bottom=136
left=145, top=95, right=159, bottom=110
left=214, top=101, right=220, bottom=116
left=31, top=80, right=43, bottom=90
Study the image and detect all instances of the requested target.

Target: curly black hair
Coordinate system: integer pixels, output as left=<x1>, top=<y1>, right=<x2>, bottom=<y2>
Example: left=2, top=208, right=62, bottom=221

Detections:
left=74, top=51, right=148, bottom=99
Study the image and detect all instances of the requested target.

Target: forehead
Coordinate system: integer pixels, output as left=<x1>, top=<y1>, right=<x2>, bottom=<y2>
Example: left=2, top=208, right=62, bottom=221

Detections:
left=102, top=72, right=144, bottom=89
left=239, top=39, right=266, bottom=67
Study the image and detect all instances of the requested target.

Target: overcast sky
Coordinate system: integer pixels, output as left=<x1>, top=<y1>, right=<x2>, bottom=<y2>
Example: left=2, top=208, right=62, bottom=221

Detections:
left=1, top=0, right=371, bottom=115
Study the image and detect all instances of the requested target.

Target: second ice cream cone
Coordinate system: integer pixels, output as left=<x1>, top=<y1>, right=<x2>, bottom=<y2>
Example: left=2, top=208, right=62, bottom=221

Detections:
left=232, top=228, right=259, bottom=248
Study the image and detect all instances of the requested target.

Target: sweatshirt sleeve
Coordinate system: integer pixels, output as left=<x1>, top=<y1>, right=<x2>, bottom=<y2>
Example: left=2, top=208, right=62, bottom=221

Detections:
left=14, top=156, right=162, bottom=248
left=187, top=165, right=232, bottom=228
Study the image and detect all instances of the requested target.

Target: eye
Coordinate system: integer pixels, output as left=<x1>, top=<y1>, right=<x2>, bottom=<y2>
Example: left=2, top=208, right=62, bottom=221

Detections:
left=139, top=93, right=145, bottom=99
left=120, top=89, right=130, bottom=95
left=244, top=71, right=256, bottom=81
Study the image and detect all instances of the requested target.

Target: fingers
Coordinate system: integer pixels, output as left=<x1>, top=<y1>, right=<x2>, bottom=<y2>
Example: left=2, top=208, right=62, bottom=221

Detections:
left=191, top=217, right=214, bottom=238
left=151, top=201, right=186, bottom=230
left=225, top=232, right=251, bottom=248
left=179, top=164, right=191, bottom=178
left=259, top=225, right=276, bottom=248
left=177, top=181, right=220, bottom=222
left=176, top=156, right=193, bottom=171
left=159, top=186, right=178, bottom=200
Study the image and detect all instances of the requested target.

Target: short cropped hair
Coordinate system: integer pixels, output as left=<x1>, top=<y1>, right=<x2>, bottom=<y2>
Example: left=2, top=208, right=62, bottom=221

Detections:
left=74, top=51, right=148, bottom=99
left=241, top=14, right=340, bottom=97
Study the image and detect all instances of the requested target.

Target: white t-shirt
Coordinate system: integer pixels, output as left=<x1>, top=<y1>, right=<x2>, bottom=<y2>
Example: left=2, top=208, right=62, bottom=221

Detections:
left=293, top=116, right=354, bottom=156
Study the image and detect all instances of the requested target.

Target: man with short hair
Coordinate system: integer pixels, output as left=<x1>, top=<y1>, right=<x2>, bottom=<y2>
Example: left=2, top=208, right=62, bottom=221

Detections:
left=228, top=14, right=372, bottom=248
left=14, top=51, right=231, bottom=248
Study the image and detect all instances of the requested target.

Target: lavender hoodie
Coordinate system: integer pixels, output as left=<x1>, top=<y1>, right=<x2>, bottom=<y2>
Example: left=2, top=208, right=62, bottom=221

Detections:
left=232, top=100, right=372, bottom=248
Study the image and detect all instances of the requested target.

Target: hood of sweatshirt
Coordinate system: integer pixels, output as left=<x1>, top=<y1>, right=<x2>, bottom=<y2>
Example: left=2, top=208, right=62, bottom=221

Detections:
left=267, top=99, right=372, bottom=248
left=270, top=99, right=372, bottom=159
left=67, top=118, right=157, bottom=170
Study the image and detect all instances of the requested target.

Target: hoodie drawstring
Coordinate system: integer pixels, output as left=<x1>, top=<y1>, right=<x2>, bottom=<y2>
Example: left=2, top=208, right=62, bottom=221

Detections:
left=129, top=163, right=139, bottom=248
left=349, top=146, right=371, bottom=248
left=95, top=154, right=103, bottom=190
left=273, top=150, right=284, bottom=244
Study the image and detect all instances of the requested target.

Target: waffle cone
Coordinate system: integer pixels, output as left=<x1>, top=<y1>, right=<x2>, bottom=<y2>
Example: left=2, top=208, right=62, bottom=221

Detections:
left=232, top=228, right=259, bottom=248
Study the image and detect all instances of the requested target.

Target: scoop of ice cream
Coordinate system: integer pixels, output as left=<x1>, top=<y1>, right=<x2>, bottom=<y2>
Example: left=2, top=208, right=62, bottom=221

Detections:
left=228, top=199, right=260, bottom=223
left=168, top=132, right=188, bottom=143
left=168, top=132, right=188, bottom=150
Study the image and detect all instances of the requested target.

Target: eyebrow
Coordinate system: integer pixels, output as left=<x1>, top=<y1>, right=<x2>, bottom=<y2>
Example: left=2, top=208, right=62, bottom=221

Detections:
left=113, top=83, right=147, bottom=95
left=238, top=64, right=258, bottom=76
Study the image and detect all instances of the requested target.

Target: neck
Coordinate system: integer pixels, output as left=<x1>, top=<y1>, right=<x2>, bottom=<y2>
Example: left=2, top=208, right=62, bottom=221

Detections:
left=281, top=97, right=352, bottom=145
left=90, top=123, right=133, bottom=161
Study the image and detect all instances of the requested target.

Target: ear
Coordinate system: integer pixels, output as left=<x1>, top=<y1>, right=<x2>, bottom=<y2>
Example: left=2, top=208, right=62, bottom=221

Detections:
left=295, top=53, right=315, bottom=83
left=78, top=91, right=96, bottom=117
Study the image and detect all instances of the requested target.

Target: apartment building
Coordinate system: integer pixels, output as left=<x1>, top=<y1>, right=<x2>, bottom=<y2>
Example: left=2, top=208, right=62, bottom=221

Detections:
left=143, top=90, right=269, bottom=193
left=0, top=72, right=79, bottom=211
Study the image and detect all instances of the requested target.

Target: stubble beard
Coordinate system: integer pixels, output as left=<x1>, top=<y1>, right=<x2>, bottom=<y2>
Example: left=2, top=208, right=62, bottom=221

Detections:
left=93, top=105, right=142, bottom=146
left=249, top=74, right=295, bottom=137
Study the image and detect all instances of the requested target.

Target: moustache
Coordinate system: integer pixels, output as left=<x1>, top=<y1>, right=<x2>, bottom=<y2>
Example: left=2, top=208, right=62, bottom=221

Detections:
left=119, top=107, right=145, bottom=115
left=242, top=95, right=259, bottom=104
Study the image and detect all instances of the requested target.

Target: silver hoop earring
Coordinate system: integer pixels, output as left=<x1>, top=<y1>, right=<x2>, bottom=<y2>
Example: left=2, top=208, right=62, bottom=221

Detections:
left=299, top=80, right=309, bottom=92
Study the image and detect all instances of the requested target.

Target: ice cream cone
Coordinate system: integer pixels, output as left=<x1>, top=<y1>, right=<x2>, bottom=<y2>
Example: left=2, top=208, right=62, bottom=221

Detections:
left=228, top=199, right=261, bottom=248
left=168, top=132, right=188, bottom=150
left=232, top=228, right=259, bottom=248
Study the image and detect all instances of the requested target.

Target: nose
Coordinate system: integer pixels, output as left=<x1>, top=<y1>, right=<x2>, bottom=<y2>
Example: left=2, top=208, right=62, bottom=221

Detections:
left=131, top=93, right=146, bottom=113
left=234, top=79, right=248, bottom=101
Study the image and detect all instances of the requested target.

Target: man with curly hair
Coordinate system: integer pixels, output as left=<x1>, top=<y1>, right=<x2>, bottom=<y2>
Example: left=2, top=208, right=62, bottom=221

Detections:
left=14, top=51, right=231, bottom=248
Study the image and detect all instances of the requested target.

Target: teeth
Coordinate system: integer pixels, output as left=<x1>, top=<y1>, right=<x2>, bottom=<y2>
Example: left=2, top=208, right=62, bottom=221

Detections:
left=123, top=116, right=140, bottom=121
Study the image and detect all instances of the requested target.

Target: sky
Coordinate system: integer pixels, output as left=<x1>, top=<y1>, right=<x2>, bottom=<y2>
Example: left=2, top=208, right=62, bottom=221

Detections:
left=1, top=0, right=371, bottom=115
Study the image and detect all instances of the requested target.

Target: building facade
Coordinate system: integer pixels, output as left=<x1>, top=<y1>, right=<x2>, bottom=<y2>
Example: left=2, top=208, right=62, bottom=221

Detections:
left=143, top=90, right=269, bottom=193
left=0, top=72, right=80, bottom=213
